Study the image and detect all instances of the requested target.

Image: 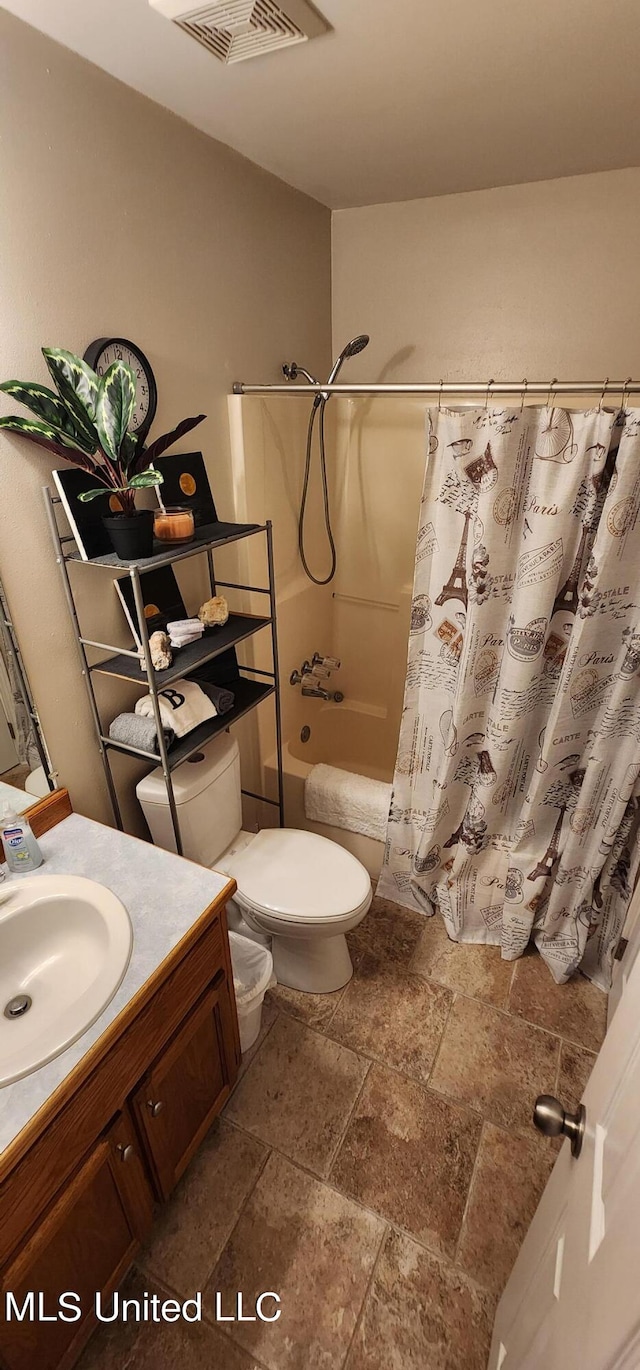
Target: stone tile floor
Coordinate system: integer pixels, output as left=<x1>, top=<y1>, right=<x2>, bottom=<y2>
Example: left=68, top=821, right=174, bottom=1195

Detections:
left=80, top=895, right=608, bottom=1370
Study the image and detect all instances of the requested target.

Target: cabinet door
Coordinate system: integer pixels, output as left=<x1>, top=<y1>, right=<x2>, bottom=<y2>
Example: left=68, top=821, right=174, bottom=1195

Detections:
left=132, top=974, right=232, bottom=1200
left=0, top=1111, right=153, bottom=1370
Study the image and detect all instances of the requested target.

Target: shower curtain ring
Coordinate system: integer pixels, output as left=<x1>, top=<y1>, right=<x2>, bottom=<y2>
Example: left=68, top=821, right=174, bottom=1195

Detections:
left=621, top=376, right=633, bottom=412
left=438, top=379, right=444, bottom=411
left=599, top=377, right=610, bottom=411
left=546, top=378, right=558, bottom=408
left=520, top=378, right=528, bottom=412
left=485, top=378, right=495, bottom=410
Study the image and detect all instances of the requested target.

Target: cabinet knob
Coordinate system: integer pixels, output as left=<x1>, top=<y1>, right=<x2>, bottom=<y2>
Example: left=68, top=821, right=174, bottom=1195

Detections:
left=116, top=1143, right=135, bottom=1163
left=147, top=1099, right=164, bottom=1117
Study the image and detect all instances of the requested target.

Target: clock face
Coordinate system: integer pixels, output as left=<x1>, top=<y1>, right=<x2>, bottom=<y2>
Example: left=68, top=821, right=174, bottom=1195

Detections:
left=84, top=338, right=157, bottom=437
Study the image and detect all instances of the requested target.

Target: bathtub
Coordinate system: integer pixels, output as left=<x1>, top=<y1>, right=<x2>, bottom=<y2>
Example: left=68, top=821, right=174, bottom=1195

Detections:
left=265, top=702, right=397, bottom=879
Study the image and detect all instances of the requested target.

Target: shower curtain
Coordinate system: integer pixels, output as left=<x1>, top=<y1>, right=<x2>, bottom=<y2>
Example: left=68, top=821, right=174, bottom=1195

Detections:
left=378, top=402, right=640, bottom=988
left=0, top=618, right=41, bottom=772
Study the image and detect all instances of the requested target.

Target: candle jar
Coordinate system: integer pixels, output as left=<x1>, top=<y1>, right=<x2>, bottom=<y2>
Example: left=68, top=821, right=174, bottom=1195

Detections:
left=153, top=505, right=195, bottom=544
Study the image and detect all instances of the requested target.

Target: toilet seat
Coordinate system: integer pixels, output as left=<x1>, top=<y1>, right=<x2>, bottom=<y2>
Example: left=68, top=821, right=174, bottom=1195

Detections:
left=224, top=827, right=372, bottom=926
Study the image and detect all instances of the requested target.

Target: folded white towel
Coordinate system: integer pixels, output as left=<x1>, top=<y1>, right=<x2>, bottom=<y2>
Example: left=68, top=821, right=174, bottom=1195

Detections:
left=135, top=678, right=217, bottom=737
left=167, top=618, right=205, bottom=648
left=304, top=763, right=392, bottom=844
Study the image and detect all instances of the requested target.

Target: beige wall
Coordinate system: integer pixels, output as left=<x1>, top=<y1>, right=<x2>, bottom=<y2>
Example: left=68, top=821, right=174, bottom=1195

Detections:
left=0, top=11, right=331, bottom=827
left=330, top=169, right=640, bottom=756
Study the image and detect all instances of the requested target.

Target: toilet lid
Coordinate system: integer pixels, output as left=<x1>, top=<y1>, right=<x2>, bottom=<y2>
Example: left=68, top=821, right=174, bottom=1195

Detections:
left=226, top=828, right=372, bottom=924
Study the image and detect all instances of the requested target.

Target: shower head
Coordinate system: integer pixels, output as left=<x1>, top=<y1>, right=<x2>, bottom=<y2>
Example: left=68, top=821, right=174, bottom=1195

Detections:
left=343, top=334, right=370, bottom=359
left=326, top=334, right=370, bottom=387
left=282, top=334, right=370, bottom=406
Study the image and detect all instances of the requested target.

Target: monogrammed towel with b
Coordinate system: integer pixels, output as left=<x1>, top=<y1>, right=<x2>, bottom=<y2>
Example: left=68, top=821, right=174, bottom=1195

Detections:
left=135, top=678, right=217, bottom=737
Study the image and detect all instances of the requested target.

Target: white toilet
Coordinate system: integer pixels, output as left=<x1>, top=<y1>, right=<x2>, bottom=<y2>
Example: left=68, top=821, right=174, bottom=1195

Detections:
left=136, top=733, right=372, bottom=993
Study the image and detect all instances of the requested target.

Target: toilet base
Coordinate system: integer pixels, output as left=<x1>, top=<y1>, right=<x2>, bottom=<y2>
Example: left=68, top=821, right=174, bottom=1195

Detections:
left=272, top=931, right=354, bottom=994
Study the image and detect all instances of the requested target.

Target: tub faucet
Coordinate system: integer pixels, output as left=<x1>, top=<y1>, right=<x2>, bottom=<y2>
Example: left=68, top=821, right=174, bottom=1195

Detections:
left=302, top=682, right=331, bottom=701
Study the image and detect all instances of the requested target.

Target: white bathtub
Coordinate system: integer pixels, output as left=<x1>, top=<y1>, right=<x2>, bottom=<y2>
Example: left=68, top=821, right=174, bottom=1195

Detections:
left=265, top=702, right=397, bottom=879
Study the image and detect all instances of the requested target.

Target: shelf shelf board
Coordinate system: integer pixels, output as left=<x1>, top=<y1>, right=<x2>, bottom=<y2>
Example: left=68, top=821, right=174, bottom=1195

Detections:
left=104, top=677, right=275, bottom=771
left=92, top=612, right=271, bottom=686
left=66, top=521, right=265, bottom=571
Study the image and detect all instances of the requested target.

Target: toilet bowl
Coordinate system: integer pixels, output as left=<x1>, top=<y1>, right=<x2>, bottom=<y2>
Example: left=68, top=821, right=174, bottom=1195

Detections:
left=136, top=733, right=371, bottom=993
left=219, top=826, right=371, bottom=992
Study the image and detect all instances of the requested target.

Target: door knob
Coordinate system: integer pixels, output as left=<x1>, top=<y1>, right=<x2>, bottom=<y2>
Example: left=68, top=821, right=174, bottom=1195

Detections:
left=116, top=1143, right=135, bottom=1163
left=533, top=1095, right=586, bottom=1158
left=147, top=1099, right=164, bottom=1117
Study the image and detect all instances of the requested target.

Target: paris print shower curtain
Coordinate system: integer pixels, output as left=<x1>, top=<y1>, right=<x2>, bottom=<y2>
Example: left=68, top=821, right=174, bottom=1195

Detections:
left=378, top=403, right=640, bottom=988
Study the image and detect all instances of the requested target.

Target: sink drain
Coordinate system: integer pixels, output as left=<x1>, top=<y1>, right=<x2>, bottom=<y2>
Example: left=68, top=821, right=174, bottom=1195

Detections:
left=4, top=994, right=32, bottom=1020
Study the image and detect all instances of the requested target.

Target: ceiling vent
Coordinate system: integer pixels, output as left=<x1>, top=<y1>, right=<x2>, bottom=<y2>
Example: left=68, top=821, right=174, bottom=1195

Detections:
left=150, top=0, right=328, bottom=64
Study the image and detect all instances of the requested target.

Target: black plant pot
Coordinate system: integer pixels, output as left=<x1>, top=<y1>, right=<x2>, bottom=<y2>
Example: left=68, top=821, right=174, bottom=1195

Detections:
left=102, top=509, right=154, bottom=560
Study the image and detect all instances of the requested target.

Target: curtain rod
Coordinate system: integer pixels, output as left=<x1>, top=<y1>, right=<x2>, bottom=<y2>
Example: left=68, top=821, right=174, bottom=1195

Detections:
left=232, top=379, right=637, bottom=398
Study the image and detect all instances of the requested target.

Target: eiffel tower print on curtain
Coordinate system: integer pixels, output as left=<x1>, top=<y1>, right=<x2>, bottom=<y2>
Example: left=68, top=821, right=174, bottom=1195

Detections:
left=552, top=524, right=590, bottom=617
left=527, top=806, right=566, bottom=882
left=436, top=509, right=471, bottom=609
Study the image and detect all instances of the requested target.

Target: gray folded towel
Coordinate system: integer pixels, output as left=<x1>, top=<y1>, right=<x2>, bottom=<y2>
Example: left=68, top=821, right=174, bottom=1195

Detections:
left=109, top=712, right=174, bottom=755
left=195, top=681, right=235, bottom=715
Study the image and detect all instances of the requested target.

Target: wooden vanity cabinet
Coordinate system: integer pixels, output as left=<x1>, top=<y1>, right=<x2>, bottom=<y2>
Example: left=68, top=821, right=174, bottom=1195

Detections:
left=0, top=1109, right=153, bottom=1370
left=0, top=846, right=240, bottom=1370
left=132, top=973, right=230, bottom=1200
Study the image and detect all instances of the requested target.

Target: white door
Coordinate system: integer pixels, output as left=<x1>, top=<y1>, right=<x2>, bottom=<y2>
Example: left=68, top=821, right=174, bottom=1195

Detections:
left=490, top=897, right=640, bottom=1370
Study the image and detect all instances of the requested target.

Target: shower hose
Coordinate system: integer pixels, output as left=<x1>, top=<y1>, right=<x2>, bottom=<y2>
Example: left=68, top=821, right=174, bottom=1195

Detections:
left=298, top=397, right=337, bottom=585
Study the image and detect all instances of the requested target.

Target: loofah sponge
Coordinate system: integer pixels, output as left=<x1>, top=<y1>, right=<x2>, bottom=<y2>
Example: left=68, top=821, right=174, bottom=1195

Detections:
left=146, top=630, right=172, bottom=671
left=198, top=595, right=229, bottom=628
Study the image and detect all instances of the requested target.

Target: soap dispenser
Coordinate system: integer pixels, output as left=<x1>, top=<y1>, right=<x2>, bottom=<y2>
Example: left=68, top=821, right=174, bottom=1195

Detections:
left=1, top=808, right=44, bottom=873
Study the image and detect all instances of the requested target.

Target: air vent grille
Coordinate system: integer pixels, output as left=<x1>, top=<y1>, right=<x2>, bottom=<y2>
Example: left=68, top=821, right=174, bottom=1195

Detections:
left=177, top=0, right=308, bottom=63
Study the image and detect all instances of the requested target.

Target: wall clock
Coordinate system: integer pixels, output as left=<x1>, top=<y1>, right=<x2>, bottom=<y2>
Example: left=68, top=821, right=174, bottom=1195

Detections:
left=84, top=337, right=157, bottom=443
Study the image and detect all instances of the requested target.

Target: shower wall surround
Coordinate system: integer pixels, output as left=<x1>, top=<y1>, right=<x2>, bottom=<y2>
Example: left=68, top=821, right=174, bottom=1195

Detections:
left=331, top=167, right=640, bottom=756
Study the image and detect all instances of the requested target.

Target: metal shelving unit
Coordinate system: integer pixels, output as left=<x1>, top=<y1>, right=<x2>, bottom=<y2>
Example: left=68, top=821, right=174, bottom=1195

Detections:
left=44, top=487, right=284, bottom=855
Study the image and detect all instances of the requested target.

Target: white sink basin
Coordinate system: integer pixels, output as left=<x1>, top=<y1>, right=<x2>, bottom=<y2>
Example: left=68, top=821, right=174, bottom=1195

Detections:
left=0, top=875, right=133, bottom=1087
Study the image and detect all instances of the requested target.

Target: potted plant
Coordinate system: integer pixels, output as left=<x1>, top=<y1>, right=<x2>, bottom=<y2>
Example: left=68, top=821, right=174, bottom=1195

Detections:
left=0, top=347, right=205, bottom=559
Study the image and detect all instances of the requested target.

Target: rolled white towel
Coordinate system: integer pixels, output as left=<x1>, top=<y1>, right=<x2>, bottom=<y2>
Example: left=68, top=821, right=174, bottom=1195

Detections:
left=135, top=678, right=217, bottom=737
left=305, top=762, right=392, bottom=844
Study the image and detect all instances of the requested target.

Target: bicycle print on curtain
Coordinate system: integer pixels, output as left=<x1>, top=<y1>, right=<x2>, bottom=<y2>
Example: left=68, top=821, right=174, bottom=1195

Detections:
left=378, top=402, right=640, bottom=988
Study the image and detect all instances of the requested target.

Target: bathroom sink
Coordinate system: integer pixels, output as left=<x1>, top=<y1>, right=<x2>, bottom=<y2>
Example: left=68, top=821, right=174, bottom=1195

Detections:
left=0, top=875, right=133, bottom=1087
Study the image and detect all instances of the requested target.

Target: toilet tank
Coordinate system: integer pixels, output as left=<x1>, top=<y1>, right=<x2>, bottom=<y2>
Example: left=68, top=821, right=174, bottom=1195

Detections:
left=136, top=732, right=242, bottom=866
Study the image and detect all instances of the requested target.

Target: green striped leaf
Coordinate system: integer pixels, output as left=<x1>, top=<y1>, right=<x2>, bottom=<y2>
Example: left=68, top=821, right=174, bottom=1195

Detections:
left=42, top=348, right=101, bottom=449
left=0, top=380, right=95, bottom=452
left=77, top=469, right=162, bottom=503
left=0, top=413, right=82, bottom=457
left=129, top=468, right=163, bottom=489
left=120, top=431, right=139, bottom=474
left=77, top=486, right=112, bottom=503
left=95, top=362, right=136, bottom=463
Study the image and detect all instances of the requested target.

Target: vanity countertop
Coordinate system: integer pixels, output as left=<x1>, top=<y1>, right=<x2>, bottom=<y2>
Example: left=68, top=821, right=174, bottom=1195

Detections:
left=0, top=812, right=233, bottom=1157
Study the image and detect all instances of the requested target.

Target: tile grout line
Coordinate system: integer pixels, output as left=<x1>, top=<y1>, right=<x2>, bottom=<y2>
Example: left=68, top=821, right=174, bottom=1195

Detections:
left=427, top=974, right=603, bottom=1056
left=268, top=979, right=349, bottom=1036
left=341, top=1222, right=390, bottom=1370
left=224, top=1101, right=467, bottom=1271
left=235, top=997, right=558, bottom=1158
left=324, top=1057, right=374, bottom=1180
left=323, top=979, right=351, bottom=1029
left=408, top=929, right=607, bottom=1056
left=452, top=1118, right=487, bottom=1270
left=139, top=1125, right=273, bottom=1299
left=321, top=1000, right=454, bottom=1093
left=132, top=1262, right=273, bottom=1370
left=424, top=988, right=457, bottom=1087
